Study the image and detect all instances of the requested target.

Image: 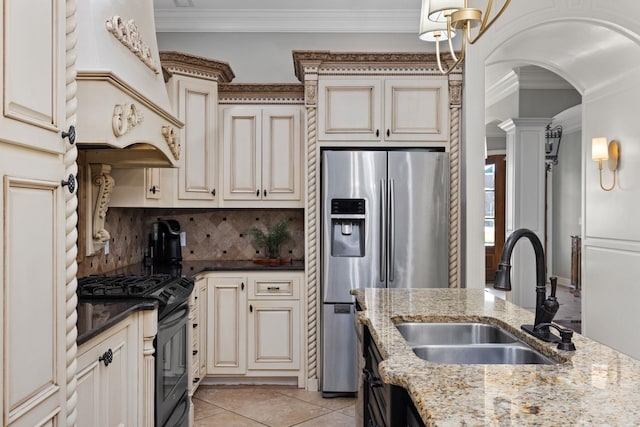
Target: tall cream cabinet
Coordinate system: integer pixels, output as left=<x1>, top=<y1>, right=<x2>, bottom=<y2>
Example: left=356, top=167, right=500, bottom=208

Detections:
left=204, top=271, right=305, bottom=387
left=317, top=77, right=449, bottom=144
left=76, top=307, right=157, bottom=427
left=220, top=106, right=303, bottom=207
left=0, top=0, right=71, bottom=425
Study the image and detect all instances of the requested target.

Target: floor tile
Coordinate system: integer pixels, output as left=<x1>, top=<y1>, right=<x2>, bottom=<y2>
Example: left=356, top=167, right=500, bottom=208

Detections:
left=276, top=388, right=355, bottom=411
left=195, top=409, right=267, bottom=427
left=192, top=398, right=224, bottom=421
left=338, top=404, right=356, bottom=417
left=292, top=411, right=355, bottom=427
left=233, top=394, right=331, bottom=427
left=195, top=386, right=283, bottom=411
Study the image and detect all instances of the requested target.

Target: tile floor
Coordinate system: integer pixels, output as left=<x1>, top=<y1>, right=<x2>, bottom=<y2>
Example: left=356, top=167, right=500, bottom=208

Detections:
left=192, top=385, right=356, bottom=427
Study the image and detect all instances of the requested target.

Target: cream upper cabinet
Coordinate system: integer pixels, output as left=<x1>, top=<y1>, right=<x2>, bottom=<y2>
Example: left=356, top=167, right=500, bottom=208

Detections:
left=1, top=0, right=69, bottom=425
left=0, top=0, right=67, bottom=153
left=221, top=106, right=302, bottom=207
left=318, top=77, right=449, bottom=143
left=168, top=77, right=219, bottom=202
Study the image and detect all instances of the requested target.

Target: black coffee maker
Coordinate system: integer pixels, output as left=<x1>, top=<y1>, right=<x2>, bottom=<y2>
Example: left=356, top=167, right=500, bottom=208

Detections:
left=150, top=219, right=183, bottom=266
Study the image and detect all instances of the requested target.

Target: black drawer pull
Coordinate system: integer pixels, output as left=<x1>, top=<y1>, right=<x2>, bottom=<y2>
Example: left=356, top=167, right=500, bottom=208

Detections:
left=193, top=323, right=198, bottom=328
left=193, top=350, right=198, bottom=356
left=267, top=286, right=280, bottom=291
left=98, top=349, right=113, bottom=367
left=193, top=377, right=200, bottom=383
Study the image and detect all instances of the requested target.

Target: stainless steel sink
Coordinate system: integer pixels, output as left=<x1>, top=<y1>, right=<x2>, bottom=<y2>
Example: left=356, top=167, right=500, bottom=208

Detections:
left=395, top=322, right=518, bottom=346
left=394, top=322, right=556, bottom=365
left=412, top=344, right=555, bottom=365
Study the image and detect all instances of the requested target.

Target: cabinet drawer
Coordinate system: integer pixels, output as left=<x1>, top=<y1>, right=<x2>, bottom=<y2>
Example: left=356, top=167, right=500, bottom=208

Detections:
left=250, top=276, right=300, bottom=299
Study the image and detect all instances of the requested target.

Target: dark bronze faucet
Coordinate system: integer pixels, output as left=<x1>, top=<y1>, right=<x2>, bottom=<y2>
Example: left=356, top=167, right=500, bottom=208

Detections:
left=494, top=228, right=575, bottom=350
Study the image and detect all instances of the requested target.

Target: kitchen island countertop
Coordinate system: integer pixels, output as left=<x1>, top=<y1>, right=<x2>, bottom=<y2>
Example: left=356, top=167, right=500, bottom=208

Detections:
left=353, top=288, right=640, bottom=426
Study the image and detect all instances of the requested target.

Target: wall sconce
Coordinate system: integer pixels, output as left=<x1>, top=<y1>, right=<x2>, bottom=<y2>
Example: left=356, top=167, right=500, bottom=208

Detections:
left=544, top=124, right=563, bottom=171
left=591, top=137, right=620, bottom=191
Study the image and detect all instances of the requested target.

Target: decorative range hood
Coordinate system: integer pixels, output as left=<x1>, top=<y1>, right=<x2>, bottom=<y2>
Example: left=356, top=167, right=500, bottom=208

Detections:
left=76, top=0, right=183, bottom=168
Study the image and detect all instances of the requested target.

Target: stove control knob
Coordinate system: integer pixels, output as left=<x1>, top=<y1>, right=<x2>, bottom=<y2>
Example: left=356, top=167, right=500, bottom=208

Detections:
left=99, top=349, right=113, bottom=367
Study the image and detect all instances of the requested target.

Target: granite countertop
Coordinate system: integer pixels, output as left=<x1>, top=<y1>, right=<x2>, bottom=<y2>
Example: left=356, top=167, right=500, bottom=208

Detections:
left=353, top=288, right=640, bottom=426
left=96, top=259, right=305, bottom=279
left=76, top=299, right=157, bottom=345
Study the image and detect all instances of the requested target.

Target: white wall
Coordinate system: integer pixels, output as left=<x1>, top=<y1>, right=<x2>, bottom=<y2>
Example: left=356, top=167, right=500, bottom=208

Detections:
left=464, top=0, right=640, bottom=359
left=157, top=32, right=430, bottom=82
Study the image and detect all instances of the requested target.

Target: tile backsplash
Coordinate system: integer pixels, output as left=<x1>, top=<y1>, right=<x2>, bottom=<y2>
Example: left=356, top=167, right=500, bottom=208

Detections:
left=78, top=207, right=305, bottom=276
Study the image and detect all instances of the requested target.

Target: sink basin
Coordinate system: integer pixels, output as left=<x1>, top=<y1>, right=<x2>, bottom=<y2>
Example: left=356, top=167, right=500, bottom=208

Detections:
left=395, top=322, right=557, bottom=365
left=395, top=322, right=518, bottom=346
left=412, top=344, right=555, bottom=365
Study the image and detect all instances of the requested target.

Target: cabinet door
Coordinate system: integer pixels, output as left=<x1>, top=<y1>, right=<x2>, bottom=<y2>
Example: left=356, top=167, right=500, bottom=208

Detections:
left=222, top=108, right=262, bottom=201
left=178, top=79, right=218, bottom=201
left=0, top=0, right=66, bottom=154
left=317, top=79, right=383, bottom=141
left=197, top=281, right=208, bottom=379
left=76, top=317, right=138, bottom=427
left=1, top=148, right=67, bottom=427
left=247, top=300, right=300, bottom=370
left=207, top=276, right=247, bottom=374
left=384, top=78, right=449, bottom=142
left=262, top=107, right=302, bottom=201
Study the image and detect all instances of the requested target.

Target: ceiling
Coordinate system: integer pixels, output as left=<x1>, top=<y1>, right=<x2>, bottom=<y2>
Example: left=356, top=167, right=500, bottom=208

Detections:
left=152, top=0, right=423, bottom=33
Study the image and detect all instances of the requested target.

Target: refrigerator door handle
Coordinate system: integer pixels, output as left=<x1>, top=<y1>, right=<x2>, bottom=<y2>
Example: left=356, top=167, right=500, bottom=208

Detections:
left=389, top=179, right=395, bottom=282
left=379, top=179, right=386, bottom=283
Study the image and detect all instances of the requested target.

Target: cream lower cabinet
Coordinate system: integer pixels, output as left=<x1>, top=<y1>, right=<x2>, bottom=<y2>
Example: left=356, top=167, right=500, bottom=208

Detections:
left=221, top=106, right=303, bottom=207
left=205, top=271, right=304, bottom=387
left=76, top=308, right=157, bottom=427
left=188, top=277, right=207, bottom=425
left=317, top=77, right=449, bottom=143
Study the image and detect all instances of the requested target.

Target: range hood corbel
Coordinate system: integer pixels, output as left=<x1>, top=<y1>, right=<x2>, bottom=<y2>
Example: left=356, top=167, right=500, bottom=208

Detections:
left=81, top=161, right=115, bottom=256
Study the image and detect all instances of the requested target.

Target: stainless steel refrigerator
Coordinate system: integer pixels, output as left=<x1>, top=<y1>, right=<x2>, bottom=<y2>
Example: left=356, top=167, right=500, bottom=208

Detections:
left=321, top=149, right=449, bottom=395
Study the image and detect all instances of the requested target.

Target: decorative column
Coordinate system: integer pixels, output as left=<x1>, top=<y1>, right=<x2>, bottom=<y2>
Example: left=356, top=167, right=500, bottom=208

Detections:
left=448, top=75, right=463, bottom=288
left=65, top=0, right=79, bottom=425
left=302, top=60, right=321, bottom=392
left=498, top=118, right=550, bottom=310
left=142, top=309, right=158, bottom=427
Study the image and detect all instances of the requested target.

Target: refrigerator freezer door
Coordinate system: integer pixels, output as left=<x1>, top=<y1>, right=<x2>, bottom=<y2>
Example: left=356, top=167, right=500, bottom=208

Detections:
left=321, top=304, right=357, bottom=394
left=387, top=151, right=449, bottom=288
left=322, top=150, right=387, bottom=303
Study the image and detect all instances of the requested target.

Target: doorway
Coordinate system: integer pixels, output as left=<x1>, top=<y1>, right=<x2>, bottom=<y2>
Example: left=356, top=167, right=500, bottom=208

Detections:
left=484, top=154, right=506, bottom=284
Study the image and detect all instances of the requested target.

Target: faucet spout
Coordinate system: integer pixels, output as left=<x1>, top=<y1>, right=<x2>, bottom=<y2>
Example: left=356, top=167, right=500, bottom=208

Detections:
left=493, top=228, right=547, bottom=329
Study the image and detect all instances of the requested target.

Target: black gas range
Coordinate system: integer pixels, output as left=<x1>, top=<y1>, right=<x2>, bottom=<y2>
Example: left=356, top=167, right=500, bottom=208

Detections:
left=77, top=273, right=193, bottom=319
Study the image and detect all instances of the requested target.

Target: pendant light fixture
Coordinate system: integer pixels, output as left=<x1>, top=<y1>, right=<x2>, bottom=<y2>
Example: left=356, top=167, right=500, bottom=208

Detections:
left=419, top=0, right=512, bottom=74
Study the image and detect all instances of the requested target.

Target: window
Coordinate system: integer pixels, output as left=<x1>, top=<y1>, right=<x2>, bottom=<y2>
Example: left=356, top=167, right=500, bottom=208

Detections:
left=484, top=163, right=496, bottom=246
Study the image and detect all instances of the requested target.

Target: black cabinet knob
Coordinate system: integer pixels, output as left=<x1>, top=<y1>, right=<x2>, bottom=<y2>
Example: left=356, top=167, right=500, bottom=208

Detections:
left=263, top=189, right=267, bottom=197
left=61, top=125, right=76, bottom=144
left=61, top=174, right=76, bottom=194
left=256, top=189, right=260, bottom=197
left=193, top=350, right=198, bottom=356
left=386, top=129, right=390, bottom=137
left=375, top=129, right=380, bottom=137
left=99, top=348, right=113, bottom=367
left=150, top=185, right=157, bottom=194
left=211, top=188, right=216, bottom=196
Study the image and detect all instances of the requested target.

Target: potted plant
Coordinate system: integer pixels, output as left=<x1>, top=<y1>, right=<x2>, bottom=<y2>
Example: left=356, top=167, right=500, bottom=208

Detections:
left=246, top=219, right=292, bottom=264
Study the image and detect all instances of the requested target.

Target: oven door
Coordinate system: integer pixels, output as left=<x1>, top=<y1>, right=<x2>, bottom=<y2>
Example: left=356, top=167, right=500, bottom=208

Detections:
left=155, top=301, right=189, bottom=427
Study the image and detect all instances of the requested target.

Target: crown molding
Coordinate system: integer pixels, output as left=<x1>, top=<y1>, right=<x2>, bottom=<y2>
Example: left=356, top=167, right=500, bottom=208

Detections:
left=154, top=9, right=420, bottom=33
left=486, top=70, right=519, bottom=108
left=219, top=83, right=304, bottom=105
left=159, top=51, right=235, bottom=83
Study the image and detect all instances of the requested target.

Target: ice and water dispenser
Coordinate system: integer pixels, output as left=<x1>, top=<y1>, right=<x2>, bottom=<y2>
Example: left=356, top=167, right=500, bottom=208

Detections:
left=330, top=198, right=366, bottom=257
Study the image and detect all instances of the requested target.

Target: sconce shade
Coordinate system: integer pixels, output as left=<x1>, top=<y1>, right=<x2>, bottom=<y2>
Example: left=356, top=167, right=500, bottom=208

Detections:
left=592, top=137, right=609, bottom=161
left=429, top=0, right=465, bottom=20
left=420, top=0, right=456, bottom=40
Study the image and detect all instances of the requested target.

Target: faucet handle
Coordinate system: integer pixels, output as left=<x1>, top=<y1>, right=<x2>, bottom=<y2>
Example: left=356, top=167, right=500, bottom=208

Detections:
left=549, top=276, right=558, bottom=298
